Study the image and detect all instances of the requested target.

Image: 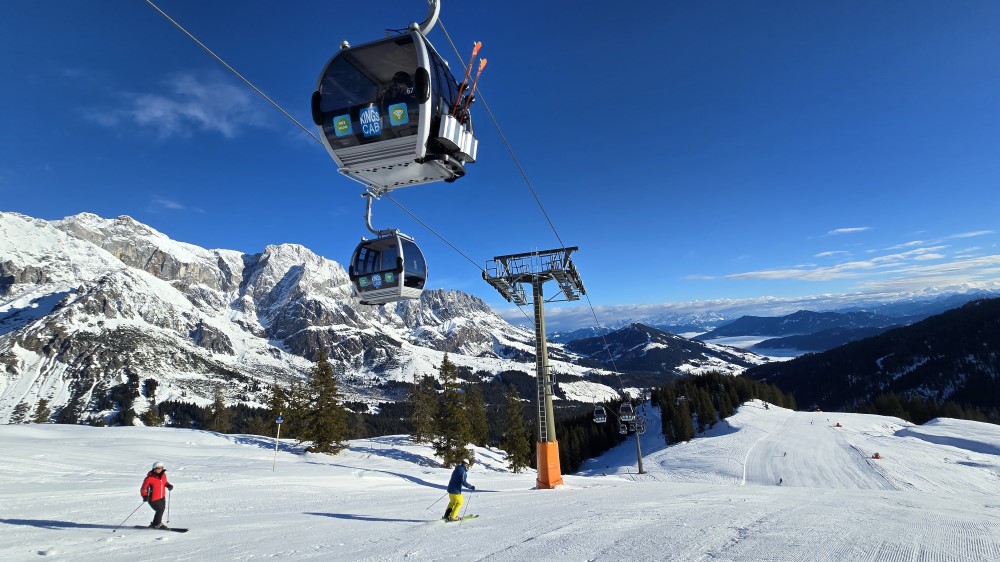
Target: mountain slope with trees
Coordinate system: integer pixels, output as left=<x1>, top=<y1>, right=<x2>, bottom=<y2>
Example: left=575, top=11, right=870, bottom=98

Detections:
left=743, top=298, right=1000, bottom=421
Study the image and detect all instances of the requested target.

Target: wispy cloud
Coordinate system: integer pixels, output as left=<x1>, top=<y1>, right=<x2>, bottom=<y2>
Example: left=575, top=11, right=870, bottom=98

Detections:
left=727, top=246, right=950, bottom=282
left=814, top=250, right=849, bottom=258
left=502, top=278, right=1000, bottom=330
left=147, top=196, right=205, bottom=214
left=89, top=71, right=269, bottom=139
left=151, top=197, right=184, bottom=211
left=884, top=240, right=927, bottom=250
left=948, top=230, right=993, bottom=239
left=827, top=227, right=871, bottom=236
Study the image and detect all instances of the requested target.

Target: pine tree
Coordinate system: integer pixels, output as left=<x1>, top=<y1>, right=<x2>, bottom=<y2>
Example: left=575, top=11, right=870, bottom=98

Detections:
left=502, top=385, right=532, bottom=473
left=464, top=384, right=490, bottom=447
left=433, top=353, right=473, bottom=466
left=205, top=385, right=231, bottom=433
left=284, top=379, right=309, bottom=440
left=269, top=377, right=287, bottom=420
left=139, top=406, right=164, bottom=427
left=32, top=399, right=51, bottom=424
left=409, top=375, right=438, bottom=443
left=299, top=349, right=349, bottom=454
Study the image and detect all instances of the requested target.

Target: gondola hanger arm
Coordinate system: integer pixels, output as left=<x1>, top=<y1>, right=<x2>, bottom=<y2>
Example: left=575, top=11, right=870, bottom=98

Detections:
left=414, top=0, right=440, bottom=35
left=363, top=192, right=395, bottom=237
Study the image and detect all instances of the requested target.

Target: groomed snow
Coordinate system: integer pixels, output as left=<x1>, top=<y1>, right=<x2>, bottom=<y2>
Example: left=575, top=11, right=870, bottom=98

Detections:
left=3, top=403, right=1000, bottom=561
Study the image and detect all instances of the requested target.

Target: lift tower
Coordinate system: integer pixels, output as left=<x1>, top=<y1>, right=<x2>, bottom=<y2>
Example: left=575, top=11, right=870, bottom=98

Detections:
left=483, top=247, right=585, bottom=489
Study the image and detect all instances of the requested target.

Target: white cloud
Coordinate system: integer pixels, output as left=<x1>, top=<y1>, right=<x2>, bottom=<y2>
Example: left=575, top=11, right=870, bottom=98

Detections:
left=884, top=240, right=927, bottom=250
left=727, top=246, right=952, bottom=282
left=814, top=250, right=849, bottom=258
left=151, top=197, right=184, bottom=211
left=89, top=71, right=269, bottom=139
left=948, top=230, right=994, bottom=239
left=827, top=227, right=870, bottom=235
left=502, top=279, right=1000, bottom=331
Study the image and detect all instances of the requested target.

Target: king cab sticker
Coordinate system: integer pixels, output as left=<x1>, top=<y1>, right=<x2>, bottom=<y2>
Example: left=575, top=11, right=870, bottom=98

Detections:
left=359, top=106, right=382, bottom=137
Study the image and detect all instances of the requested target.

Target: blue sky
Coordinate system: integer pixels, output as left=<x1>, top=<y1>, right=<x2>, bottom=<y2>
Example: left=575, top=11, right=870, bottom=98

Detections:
left=3, top=1, right=999, bottom=327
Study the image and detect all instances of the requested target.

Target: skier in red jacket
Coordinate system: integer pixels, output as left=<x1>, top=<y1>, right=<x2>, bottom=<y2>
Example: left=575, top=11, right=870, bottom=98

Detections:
left=140, top=461, right=174, bottom=529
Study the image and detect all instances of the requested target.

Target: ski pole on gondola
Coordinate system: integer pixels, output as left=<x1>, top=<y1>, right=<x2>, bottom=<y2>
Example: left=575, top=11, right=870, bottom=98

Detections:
left=460, top=58, right=487, bottom=114
left=452, top=41, right=482, bottom=116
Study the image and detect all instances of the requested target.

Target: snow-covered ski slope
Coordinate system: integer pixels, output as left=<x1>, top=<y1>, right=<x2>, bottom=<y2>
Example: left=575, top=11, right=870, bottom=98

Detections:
left=2, top=403, right=1000, bottom=561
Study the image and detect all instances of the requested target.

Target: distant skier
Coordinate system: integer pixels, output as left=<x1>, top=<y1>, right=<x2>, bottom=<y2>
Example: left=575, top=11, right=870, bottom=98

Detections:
left=443, top=459, right=475, bottom=521
left=140, top=461, right=174, bottom=529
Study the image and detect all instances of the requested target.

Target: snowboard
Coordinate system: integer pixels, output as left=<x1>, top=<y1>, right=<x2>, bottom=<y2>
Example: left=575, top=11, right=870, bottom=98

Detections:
left=134, top=525, right=189, bottom=533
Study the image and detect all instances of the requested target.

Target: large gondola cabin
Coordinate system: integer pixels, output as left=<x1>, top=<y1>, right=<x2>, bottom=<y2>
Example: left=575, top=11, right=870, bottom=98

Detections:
left=311, top=27, right=478, bottom=193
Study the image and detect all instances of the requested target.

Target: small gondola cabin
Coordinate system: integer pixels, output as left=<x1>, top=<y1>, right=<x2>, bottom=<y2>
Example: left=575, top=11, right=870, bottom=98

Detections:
left=311, top=29, right=478, bottom=193
left=349, top=233, right=427, bottom=305
left=593, top=406, right=607, bottom=424
left=619, top=403, right=636, bottom=422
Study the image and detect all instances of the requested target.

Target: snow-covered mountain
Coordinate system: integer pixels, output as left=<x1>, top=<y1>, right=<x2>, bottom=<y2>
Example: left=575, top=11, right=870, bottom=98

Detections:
left=1, top=212, right=766, bottom=425
left=696, top=310, right=901, bottom=339
left=0, top=212, right=616, bottom=424
left=565, top=323, right=767, bottom=378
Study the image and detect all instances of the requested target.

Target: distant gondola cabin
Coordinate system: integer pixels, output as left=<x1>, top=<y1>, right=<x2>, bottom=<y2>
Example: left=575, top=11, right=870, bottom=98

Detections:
left=349, top=232, right=427, bottom=305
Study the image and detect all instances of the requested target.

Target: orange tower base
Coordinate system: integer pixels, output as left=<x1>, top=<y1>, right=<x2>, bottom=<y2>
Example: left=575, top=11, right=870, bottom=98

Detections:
left=536, top=441, right=564, bottom=489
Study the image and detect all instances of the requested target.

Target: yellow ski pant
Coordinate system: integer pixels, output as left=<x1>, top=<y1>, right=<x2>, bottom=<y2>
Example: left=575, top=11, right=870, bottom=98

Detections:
left=446, top=493, right=464, bottom=520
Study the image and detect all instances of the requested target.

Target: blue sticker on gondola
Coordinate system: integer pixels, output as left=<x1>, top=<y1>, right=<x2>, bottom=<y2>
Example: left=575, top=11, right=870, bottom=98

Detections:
left=388, top=103, right=408, bottom=126
left=371, top=273, right=383, bottom=288
left=359, top=106, right=382, bottom=137
left=333, top=115, right=352, bottom=137
left=358, top=277, right=369, bottom=288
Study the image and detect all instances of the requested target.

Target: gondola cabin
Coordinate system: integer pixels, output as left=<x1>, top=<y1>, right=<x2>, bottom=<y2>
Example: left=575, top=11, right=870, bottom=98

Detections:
left=349, top=232, right=427, bottom=305
left=593, top=406, right=607, bottom=424
left=619, top=403, right=636, bottom=422
left=311, top=28, right=478, bottom=193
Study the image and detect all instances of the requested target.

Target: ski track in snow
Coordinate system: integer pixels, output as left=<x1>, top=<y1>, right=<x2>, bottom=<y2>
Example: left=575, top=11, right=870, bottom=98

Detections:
left=3, top=404, right=1000, bottom=561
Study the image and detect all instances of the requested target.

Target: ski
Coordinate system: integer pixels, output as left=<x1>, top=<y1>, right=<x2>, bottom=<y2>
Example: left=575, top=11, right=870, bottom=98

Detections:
left=452, top=41, right=483, bottom=116
left=459, top=59, right=488, bottom=114
left=444, top=514, right=479, bottom=522
left=133, top=525, right=189, bottom=533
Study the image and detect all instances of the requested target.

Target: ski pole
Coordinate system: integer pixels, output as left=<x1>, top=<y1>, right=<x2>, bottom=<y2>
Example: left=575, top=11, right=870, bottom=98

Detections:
left=112, top=501, right=146, bottom=533
left=459, top=489, right=473, bottom=524
left=166, top=489, right=171, bottom=523
left=426, top=492, right=448, bottom=510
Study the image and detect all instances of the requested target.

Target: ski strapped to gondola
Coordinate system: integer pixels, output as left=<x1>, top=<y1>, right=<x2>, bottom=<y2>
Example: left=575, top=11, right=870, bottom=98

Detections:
left=460, top=58, right=488, bottom=114
left=452, top=41, right=483, bottom=116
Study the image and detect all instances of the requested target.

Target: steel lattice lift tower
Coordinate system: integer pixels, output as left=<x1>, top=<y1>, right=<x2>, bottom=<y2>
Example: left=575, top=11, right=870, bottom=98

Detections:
left=483, top=247, right=585, bottom=489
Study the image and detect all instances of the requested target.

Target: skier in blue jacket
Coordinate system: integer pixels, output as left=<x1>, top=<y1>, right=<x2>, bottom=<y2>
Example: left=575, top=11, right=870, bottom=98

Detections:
left=443, top=459, right=475, bottom=521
